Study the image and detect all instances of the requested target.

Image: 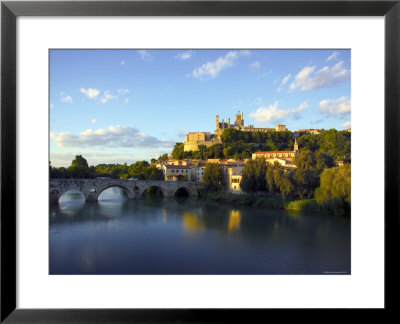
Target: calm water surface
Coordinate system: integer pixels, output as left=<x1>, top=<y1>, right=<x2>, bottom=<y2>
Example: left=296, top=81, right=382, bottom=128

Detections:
left=50, top=188, right=350, bottom=274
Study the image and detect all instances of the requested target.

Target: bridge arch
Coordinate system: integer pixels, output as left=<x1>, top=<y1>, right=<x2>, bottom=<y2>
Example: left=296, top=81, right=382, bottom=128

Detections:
left=96, top=184, right=134, bottom=200
left=175, top=187, right=190, bottom=197
left=141, top=185, right=165, bottom=198
left=59, top=189, right=85, bottom=201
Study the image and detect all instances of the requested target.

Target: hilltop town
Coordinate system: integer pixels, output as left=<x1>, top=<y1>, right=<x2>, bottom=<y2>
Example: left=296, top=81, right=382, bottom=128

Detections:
left=151, top=112, right=350, bottom=193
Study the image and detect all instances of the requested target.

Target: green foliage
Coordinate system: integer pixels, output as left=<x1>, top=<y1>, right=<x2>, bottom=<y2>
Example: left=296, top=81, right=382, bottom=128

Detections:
left=49, top=163, right=70, bottom=178
left=50, top=156, right=164, bottom=180
left=221, top=128, right=241, bottom=143
left=171, top=142, right=185, bottom=159
left=315, top=164, right=351, bottom=214
left=71, top=155, right=89, bottom=169
left=157, top=153, right=169, bottom=161
left=67, top=155, right=91, bottom=178
left=144, top=165, right=164, bottom=180
left=207, top=144, right=224, bottom=159
left=199, top=190, right=284, bottom=208
left=285, top=199, right=320, bottom=211
left=128, top=161, right=150, bottom=179
left=297, top=129, right=351, bottom=160
left=265, top=161, right=294, bottom=202
left=240, top=158, right=267, bottom=193
left=292, top=150, right=321, bottom=198
left=202, top=163, right=226, bottom=190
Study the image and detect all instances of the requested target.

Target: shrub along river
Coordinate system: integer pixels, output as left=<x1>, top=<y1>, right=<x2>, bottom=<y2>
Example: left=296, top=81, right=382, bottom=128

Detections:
left=49, top=187, right=350, bottom=274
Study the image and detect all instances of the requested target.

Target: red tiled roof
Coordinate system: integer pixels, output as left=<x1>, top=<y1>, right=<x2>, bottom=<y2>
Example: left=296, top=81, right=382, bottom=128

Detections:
left=164, top=164, right=192, bottom=169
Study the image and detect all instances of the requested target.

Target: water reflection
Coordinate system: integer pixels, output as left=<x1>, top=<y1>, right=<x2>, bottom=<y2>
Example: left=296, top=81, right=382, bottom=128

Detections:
left=58, top=190, right=85, bottom=217
left=50, top=189, right=351, bottom=274
left=182, top=212, right=205, bottom=232
left=227, top=210, right=241, bottom=233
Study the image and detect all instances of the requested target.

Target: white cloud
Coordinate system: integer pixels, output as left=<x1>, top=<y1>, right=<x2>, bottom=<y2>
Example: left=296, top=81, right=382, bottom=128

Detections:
left=80, top=88, right=100, bottom=99
left=120, top=60, right=125, bottom=66
left=175, top=51, right=192, bottom=60
left=117, top=88, right=130, bottom=94
left=342, top=120, right=351, bottom=128
left=319, top=96, right=351, bottom=116
left=100, top=90, right=118, bottom=104
left=91, top=118, right=96, bottom=124
left=50, top=125, right=175, bottom=149
left=60, top=95, right=73, bottom=103
left=289, top=61, right=350, bottom=91
left=249, top=101, right=308, bottom=123
left=326, top=51, right=340, bottom=61
left=124, top=98, right=130, bottom=104
left=192, top=50, right=249, bottom=79
left=50, top=102, right=54, bottom=109
left=277, top=74, right=291, bottom=92
left=249, top=61, right=261, bottom=72
left=137, top=50, right=152, bottom=61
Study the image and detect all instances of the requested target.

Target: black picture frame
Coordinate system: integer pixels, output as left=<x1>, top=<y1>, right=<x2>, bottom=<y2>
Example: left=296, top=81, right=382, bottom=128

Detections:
left=1, top=0, right=399, bottom=322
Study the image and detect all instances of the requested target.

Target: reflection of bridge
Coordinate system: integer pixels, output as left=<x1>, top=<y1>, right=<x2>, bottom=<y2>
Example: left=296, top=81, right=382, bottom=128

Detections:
left=49, top=178, right=204, bottom=204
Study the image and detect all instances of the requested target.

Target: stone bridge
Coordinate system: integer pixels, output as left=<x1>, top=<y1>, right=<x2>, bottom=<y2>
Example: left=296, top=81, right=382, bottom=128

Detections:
left=49, top=178, right=204, bottom=204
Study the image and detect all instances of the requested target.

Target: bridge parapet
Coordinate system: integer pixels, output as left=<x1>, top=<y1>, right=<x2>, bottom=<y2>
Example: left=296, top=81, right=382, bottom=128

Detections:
left=49, top=178, right=204, bottom=204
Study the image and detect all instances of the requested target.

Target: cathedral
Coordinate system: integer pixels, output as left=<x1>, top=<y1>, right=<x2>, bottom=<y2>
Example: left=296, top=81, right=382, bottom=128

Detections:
left=215, top=112, right=286, bottom=138
left=184, top=112, right=288, bottom=152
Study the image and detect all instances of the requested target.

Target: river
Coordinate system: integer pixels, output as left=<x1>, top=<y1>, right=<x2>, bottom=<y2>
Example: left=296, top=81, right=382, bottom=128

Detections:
left=49, top=188, right=350, bottom=274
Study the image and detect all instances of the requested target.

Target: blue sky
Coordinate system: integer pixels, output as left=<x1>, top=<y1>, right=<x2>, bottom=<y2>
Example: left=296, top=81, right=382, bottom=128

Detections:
left=50, top=49, right=351, bottom=167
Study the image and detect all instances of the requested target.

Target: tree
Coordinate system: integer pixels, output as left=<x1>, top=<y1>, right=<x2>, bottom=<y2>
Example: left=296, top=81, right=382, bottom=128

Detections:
left=276, top=172, right=294, bottom=204
left=207, top=144, right=224, bottom=159
left=315, top=151, right=335, bottom=172
left=71, top=155, right=89, bottom=169
left=240, top=158, right=267, bottom=193
left=144, top=165, right=164, bottom=180
left=128, top=161, right=150, bottom=179
left=266, top=162, right=278, bottom=193
left=221, top=128, right=241, bottom=143
left=157, top=154, right=169, bottom=161
left=315, top=164, right=351, bottom=213
left=67, top=155, right=90, bottom=178
left=198, top=145, right=208, bottom=160
left=171, top=142, right=185, bottom=159
left=202, top=163, right=225, bottom=190
left=292, top=150, right=320, bottom=198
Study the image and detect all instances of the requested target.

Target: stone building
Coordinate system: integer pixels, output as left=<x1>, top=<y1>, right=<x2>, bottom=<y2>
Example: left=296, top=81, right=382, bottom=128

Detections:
left=162, top=164, right=192, bottom=181
left=252, top=138, right=299, bottom=161
left=183, top=132, right=221, bottom=152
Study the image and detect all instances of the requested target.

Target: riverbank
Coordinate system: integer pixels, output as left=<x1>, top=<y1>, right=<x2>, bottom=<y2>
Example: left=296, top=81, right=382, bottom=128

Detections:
left=198, top=190, right=349, bottom=216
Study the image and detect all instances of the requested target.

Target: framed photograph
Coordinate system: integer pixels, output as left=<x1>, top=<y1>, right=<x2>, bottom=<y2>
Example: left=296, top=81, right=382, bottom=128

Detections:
left=1, top=0, right=399, bottom=322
